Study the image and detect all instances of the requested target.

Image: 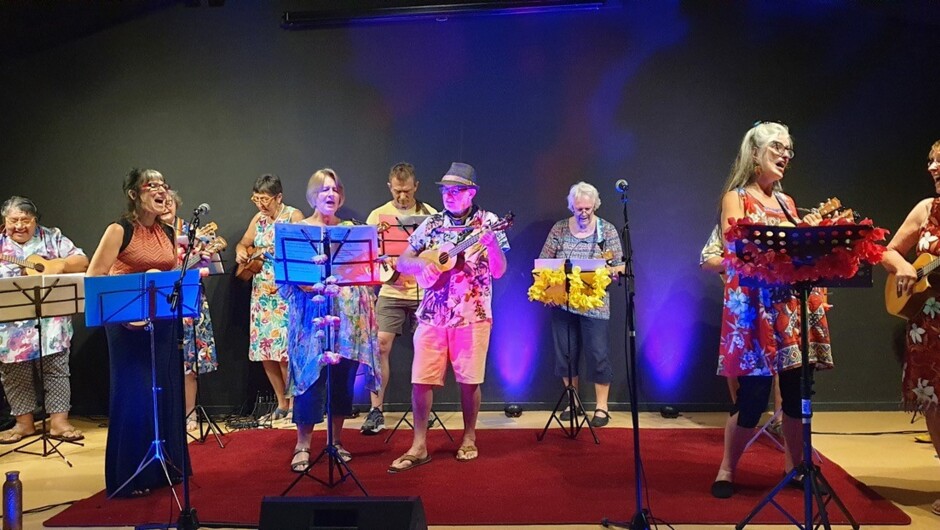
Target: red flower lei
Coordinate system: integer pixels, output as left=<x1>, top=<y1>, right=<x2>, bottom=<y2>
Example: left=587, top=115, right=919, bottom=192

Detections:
left=723, top=217, right=889, bottom=286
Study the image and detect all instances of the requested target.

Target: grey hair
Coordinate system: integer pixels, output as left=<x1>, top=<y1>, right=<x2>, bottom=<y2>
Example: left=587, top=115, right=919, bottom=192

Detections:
left=165, top=189, right=183, bottom=209
left=721, top=122, right=791, bottom=195
left=1, top=196, right=40, bottom=221
left=566, top=181, right=601, bottom=212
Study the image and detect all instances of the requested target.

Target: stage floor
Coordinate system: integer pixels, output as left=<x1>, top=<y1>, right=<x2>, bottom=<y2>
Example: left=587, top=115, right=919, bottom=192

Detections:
left=6, top=410, right=937, bottom=529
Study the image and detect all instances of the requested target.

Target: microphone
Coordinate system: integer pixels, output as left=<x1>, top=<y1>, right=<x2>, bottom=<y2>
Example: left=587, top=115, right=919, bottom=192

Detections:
left=193, top=203, right=210, bottom=217
left=615, top=179, right=629, bottom=193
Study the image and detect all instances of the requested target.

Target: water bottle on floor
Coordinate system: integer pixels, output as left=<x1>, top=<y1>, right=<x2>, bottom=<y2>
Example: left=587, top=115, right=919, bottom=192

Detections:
left=2, top=470, right=22, bottom=530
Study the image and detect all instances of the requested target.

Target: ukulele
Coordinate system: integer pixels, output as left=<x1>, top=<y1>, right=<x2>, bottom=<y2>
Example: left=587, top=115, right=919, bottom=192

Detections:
left=885, top=253, right=940, bottom=320
left=779, top=197, right=855, bottom=227
left=0, top=254, right=67, bottom=275
left=415, top=213, right=514, bottom=290
left=235, top=245, right=268, bottom=282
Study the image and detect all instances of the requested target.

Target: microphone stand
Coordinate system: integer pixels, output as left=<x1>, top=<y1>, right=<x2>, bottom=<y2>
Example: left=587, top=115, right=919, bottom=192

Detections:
left=603, top=186, right=651, bottom=530
left=169, top=211, right=200, bottom=530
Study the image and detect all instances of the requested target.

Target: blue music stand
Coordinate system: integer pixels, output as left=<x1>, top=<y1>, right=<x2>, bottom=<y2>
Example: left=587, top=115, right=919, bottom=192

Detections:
left=273, top=223, right=380, bottom=497
left=84, top=270, right=201, bottom=507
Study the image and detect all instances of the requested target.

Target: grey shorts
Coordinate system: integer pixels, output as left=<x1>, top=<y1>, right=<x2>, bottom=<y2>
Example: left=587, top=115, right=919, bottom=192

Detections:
left=376, top=296, right=420, bottom=335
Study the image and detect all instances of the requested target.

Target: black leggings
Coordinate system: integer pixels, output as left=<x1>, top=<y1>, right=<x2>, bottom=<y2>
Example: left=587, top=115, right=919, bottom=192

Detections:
left=730, top=369, right=801, bottom=428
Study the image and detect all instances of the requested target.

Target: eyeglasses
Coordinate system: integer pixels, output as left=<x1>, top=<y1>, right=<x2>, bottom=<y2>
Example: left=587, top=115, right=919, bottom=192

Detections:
left=250, top=194, right=277, bottom=206
left=140, top=182, right=170, bottom=192
left=5, top=217, right=36, bottom=228
left=767, top=140, right=795, bottom=159
left=439, top=186, right=471, bottom=196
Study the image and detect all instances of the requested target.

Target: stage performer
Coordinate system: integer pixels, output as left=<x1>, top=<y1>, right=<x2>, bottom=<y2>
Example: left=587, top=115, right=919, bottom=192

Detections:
left=87, top=169, right=188, bottom=497
left=388, top=162, right=508, bottom=472
left=234, top=174, right=304, bottom=422
left=702, top=225, right=783, bottom=431
left=160, top=190, right=219, bottom=432
left=879, top=138, right=940, bottom=515
left=361, top=162, right=438, bottom=435
left=537, top=181, right=623, bottom=427
left=711, top=122, right=832, bottom=499
left=283, top=168, right=380, bottom=472
left=0, top=196, right=88, bottom=444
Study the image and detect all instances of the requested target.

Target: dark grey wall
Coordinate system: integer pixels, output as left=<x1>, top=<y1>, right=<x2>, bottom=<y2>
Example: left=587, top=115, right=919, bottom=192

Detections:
left=1, top=1, right=937, bottom=414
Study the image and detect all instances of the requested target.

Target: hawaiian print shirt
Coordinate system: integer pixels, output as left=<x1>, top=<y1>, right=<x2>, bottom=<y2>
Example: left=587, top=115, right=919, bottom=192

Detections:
left=408, top=208, right=510, bottom=328
left=0, top=226, right=85, bottom=363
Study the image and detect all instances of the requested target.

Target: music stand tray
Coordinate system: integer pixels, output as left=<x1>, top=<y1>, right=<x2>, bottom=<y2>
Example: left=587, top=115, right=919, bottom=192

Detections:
left=731, top=224, right=872, bottom=530
left=274, top=223, right=381, bottom=497
left=84, top=270, right=201, bottom=507
left=0, top=273, right=85, bottom=465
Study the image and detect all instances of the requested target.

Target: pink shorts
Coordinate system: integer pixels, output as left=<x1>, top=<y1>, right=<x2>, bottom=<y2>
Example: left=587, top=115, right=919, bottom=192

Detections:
left=412, top=321, right=491, bottom=386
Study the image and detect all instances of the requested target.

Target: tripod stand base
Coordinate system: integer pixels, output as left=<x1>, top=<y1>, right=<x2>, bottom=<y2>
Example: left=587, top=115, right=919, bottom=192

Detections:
left=282, top=445, right=368, bottom=496
left=538, top=384, right=599, bottom=444
left=603, top=509, right=652, bottom=530
left=187, top=405, right=226, bottom=447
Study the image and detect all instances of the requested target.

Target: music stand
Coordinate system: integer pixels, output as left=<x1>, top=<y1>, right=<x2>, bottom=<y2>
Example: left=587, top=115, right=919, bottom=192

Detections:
left=536, top=258, right=604, bottom=443
left=731, top=223, right=870, bottom=530
left=85, top=270, right=201, bottom=509
left=0, top=273, right=85, bottom=466
left=274, top=223, right=380, bottom=496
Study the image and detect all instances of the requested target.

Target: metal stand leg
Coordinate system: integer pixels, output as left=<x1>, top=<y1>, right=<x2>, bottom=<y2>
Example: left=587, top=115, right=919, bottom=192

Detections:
left=282, top=362, right=367, bottom=497
left=736, top=288, right=858, bottom=530
left=107, top=320, right=183, bottom=509
left=384, top=405, right=453, bottom=444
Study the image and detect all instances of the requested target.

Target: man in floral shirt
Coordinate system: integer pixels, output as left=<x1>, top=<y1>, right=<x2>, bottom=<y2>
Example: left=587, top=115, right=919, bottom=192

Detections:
left=0, top=196, right=89, bottom=444
left=388, top=163, right=509, bottom=472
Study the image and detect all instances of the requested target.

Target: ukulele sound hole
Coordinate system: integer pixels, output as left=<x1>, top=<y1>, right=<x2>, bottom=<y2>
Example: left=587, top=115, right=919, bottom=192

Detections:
left=34, top=263, right=45, bottom=273
left=438, top=255, right=449, bottom=266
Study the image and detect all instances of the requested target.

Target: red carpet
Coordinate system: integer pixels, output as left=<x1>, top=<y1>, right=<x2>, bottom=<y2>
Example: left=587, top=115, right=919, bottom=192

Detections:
left=45, top=427, right=909, bottom=527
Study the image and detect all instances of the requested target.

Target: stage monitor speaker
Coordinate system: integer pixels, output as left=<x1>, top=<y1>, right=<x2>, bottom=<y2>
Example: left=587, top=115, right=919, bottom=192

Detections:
left=259, top=496, right=427, bottom=530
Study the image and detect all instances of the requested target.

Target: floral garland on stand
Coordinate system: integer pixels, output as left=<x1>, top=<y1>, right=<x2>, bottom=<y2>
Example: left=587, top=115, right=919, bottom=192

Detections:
left=528, top=266, right=612, bottom=311
left=723, top=217, right=889, bottom=285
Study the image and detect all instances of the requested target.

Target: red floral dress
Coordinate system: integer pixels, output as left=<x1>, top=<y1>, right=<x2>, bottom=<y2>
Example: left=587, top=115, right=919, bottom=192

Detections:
left=718, top=189, right=834, bottom=377
left=903, top=198, right=940, bottom=412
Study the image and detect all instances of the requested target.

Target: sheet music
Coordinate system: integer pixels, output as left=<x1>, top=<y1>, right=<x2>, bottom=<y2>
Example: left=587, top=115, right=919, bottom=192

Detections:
left=533, top=258, right=607, bottom=271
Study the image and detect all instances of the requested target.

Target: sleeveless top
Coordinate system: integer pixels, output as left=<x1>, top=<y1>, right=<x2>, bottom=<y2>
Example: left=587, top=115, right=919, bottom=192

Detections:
left=902, top=197, right=940, bottom=412
left=717, top=188, right=833, bottom=377
left=109, top=219, right=177, bottom=275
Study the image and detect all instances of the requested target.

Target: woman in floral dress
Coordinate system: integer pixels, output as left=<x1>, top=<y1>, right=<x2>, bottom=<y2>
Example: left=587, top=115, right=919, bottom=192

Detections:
left=234, top=174, right=304, bottom=420
left=711, top=122, right=830, bottom=499
left=880, top=139, right=940, bottom=515
left=283, top=168, right=379, bottom=473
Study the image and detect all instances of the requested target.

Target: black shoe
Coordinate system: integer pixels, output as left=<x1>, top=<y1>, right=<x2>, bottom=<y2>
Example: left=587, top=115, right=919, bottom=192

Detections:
left=711, top=480, right=733, bottom=499
left=590, top=409, right=610, bottom=428
left=559, top=407, right=584, bottom=421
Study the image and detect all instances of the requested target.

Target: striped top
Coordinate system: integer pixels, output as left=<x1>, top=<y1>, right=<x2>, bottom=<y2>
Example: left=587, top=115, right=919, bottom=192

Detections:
left=109, top=221, right=176, bottom=275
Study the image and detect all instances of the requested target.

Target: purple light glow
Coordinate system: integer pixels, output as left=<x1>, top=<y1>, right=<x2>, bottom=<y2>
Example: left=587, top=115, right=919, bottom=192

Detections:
left=491, top=296, right=542, bottom=398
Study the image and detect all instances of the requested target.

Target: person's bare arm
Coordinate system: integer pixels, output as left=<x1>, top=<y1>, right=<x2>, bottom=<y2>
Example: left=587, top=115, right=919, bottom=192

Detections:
left=86, top=224, right=124, bottom=276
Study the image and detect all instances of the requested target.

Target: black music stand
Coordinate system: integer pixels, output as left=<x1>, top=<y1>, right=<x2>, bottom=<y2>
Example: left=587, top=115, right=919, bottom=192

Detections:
left=0, top=273, right=85, bottom=466
left=274, top=223, right=381, bottom=496
left=85, top=270, right=201, bottom=510
left=731, top=223, right=870, bottom=530
left=536, top=258, right=604, bottom=444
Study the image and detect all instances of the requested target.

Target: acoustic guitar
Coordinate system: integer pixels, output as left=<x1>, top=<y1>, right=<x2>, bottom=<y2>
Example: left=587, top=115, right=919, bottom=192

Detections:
left=415, top=213, right=514, bottom=290
left=235, top=245, right=268, bottom=282
left=0, top=253, right=67, bottom=275
left=885, top=252, right=940, bottom=320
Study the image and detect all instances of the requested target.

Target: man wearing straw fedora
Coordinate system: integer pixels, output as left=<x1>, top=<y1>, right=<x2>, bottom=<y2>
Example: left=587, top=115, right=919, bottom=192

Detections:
left=387, top=162, right=509, bottom=473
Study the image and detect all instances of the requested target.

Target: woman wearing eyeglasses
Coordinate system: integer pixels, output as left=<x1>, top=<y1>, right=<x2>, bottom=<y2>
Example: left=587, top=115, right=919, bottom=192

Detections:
left=537, top=181, right=624, bottom=428
left=87, top=168, right=188, bottom=497
left=880, top=139, right=940, bottom=515
left=235, top=174, right=304, bottom=422
left=710, top=122, right=831, bottom=499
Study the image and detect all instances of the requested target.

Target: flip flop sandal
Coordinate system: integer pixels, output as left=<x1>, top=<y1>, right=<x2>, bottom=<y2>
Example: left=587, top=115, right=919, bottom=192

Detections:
left=456, top=445, right=478, bottom=462
left=333, top=444, right=352, bottom=463
left=49, top=429, right=85, bottom=442
left=388, top=453, right=432, bottom=474
left=0, top=429, right=40, bottom=445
